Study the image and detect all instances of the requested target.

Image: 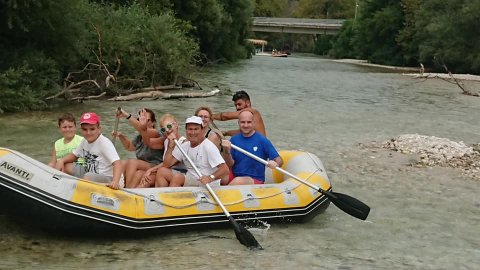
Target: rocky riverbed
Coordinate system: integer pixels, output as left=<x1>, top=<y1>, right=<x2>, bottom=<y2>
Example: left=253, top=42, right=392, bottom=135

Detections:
left=381, top=134, right=480, bottom=180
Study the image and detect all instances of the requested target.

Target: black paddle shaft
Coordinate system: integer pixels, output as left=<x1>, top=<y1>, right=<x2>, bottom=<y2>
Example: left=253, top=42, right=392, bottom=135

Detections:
left=173, top=138, right=262, bottom=249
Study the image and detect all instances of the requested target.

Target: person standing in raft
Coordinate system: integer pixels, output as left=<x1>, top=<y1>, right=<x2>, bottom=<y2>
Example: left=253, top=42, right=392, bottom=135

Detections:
left=55, top=112, right=124, bottom=189
left=112, top=108, right=164, bottom=188
left=221, top=110, right=283, bottom=185
left=48, top=113, right=84, bottom=174
left=212, top=90, right=267, bottom=137
left=156, top=116, right=229, bottom=187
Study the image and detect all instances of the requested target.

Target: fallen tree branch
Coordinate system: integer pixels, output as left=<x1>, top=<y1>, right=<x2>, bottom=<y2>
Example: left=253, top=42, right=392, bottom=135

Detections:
left=441, top=64, right=478, bottom=96
left=178, top=76, right=203, bottom=90
left=403, top=72, right=480, bottom=97
left=46, top=80, right=100, bottom=100
left=71, top=92, right=106, bottom=101
left=162, top=89, right=219, bottom=99
left=108, top=91, right=166, bottom=101
left=109, top=88, right=220, bottom=101
left=137, top=85, right=182, bottom=92
left=67, top=79, right=101, bottom=90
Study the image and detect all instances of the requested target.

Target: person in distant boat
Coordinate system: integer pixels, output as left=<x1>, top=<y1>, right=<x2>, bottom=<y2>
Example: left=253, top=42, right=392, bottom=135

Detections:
left=136, top=113, right=187, bottom=188
left=155, top=116, right=229, bottom=187
left=112, top=108, right=164, bottom=188
left=221, top=110, right=282, bottom=185
left=212, top=90, right=267, bottom=137
left=48, top=113, right=84, bottom=174
left=55, top=112, right=124, bottom=189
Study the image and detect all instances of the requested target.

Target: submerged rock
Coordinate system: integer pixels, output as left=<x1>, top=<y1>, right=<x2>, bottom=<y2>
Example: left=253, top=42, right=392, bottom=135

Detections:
left=383, top=134, right=480, bottom=180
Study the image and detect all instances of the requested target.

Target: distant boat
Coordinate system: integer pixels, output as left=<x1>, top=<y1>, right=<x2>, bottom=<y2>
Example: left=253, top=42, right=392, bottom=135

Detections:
left=272, top=51, right=288, bottom=57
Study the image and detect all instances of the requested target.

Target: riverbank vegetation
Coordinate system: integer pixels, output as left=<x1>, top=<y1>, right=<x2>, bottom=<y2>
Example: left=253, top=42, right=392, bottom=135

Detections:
left=255, top=0, right=479, bottom=76
left=2, top=0, right=479, bottom=113
left=0, top=0, right=254, bottom=113
left=329, top=0, right=480, bottom=75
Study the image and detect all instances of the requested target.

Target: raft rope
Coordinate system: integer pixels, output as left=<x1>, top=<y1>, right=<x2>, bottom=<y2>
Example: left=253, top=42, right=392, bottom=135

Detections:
left=121, top=168, right=322, bottom=209
left=8, top=149, right=325, bottom=209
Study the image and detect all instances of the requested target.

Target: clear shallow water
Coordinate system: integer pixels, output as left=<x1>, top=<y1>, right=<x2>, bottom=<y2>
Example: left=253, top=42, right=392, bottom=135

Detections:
left=0, top=55, right=479, bottom=269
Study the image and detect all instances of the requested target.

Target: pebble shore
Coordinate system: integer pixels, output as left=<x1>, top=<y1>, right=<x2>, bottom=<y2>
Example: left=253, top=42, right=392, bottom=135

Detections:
left=383, top=134, right=480, bottom=180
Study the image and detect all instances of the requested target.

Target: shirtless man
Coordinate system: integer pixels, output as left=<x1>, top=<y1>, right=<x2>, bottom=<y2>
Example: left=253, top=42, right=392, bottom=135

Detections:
left=212, top=90, right=266, bottom=137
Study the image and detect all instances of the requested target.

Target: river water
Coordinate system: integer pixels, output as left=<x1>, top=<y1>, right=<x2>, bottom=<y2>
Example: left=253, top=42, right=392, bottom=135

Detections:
left=0, top=55, right=479, bottom=269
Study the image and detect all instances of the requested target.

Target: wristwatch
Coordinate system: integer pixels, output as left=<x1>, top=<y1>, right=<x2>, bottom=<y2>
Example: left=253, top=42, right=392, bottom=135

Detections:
left=209, top=175, right=215, bottom=180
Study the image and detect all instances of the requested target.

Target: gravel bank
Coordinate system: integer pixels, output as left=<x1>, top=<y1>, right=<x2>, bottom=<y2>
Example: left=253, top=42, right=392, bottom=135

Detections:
left=382, top=134, right=480, bottom=180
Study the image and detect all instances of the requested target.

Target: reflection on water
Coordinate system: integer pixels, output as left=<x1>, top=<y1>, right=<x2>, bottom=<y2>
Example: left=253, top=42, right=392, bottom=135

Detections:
left=0, top=55, right=479, bottom=269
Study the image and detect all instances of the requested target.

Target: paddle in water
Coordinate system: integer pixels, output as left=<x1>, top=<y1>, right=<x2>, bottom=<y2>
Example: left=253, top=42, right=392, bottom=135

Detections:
left=172, top=138, right=262, bottom=249
left=229, top=144, right=370, bottom=221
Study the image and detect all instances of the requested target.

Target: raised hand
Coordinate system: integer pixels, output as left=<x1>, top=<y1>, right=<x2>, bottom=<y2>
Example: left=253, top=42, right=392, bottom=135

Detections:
left=116, top=108, right=130, bottom=119
left=138, top=108, right=148, bottom=128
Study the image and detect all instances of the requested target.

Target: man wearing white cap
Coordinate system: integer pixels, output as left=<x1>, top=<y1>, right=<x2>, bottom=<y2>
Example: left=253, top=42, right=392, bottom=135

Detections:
left=156, top=116, right=229, bottom=187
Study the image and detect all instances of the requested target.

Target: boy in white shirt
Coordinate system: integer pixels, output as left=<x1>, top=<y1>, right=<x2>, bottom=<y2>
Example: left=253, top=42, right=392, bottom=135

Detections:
left=55, top=112, right=124, bottom=189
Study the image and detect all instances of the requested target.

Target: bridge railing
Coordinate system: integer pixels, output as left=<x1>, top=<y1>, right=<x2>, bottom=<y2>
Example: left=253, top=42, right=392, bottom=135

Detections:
left=252, top=17, right=345, bottom=35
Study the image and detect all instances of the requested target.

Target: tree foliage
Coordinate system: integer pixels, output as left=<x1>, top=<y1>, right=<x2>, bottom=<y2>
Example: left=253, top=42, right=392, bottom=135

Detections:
left=294, top=0, right=354, bottom=19
left=330, top=19, right=356, bottom=58
left=0, top=0, right=255, bottom=113
left=170, top=0, right=254, bottom=62
left=331, top=0, right=480, bottom=73
left=414, top=0, right=480, bottom=73
left=254, top=0, right=288, bottom=17
left=352, top=0, right=405, bottom=65
left=86, top=3, right=198, bottom=86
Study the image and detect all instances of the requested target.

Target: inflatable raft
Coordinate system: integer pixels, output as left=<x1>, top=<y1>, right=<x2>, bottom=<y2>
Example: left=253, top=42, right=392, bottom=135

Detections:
left=0, top=147, right=331, bottom=234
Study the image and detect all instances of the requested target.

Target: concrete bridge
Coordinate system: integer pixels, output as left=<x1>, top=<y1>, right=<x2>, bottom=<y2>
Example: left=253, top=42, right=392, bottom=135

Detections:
left=252, top=17, right=345, bottom=35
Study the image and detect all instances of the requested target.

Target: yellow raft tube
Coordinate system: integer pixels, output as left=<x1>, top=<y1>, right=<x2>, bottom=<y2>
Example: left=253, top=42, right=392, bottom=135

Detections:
left=0, top=147, right=331, bottom=234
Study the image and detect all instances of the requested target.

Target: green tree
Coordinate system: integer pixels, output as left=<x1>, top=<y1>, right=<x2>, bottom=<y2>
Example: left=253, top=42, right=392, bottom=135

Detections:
left=414, top=0, right=480, bottom=73
left=294, top=0, right=354, bottom=19
left=330, top=19, right=356, bottom=58
left=86, top=3, right=198, bottom=86
left=254, top=0, right=288, bottom=17
left=0, top=0, right=200, bottom=112
left=396, top=0, right=422, bottom=66
left=171, top=0, right=253, bottom=62
left=351, top=0, right=405, bottom=65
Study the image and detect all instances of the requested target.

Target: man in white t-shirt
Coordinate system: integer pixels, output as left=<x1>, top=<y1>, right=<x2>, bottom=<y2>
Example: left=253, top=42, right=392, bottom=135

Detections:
left=55, top=112, right=124, bottom=189
left=156, top=116, right=229, bottom=187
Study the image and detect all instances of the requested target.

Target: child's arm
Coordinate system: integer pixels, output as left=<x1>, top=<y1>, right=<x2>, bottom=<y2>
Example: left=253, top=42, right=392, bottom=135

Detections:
left=107, top=160, right=123, bottom=190
left=55, top=153, right=78, bottom=172
left=48, top=148, right=57, bottom=167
